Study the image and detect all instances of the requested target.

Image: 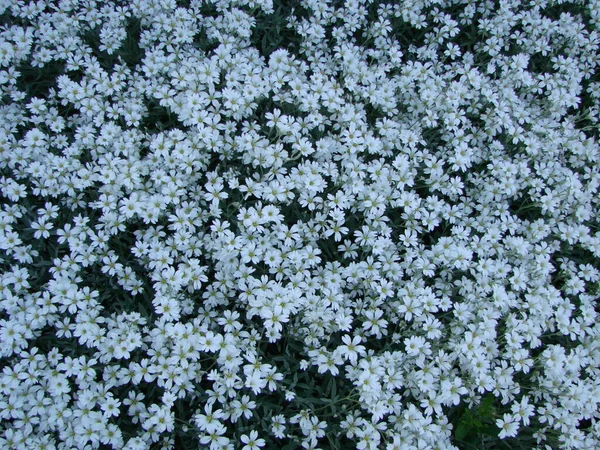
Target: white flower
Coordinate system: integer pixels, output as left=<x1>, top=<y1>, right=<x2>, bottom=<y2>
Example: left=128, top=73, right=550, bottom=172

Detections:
left=271, top=414, right=286, bottom=438
left=231, top=394, right=256, bottom=421
left=101, top=395, right=121, bottom=418
left=336, top=334, right=366, bottom=364
left=496, top=413, right=519, bottom=439
left=262, top=305, right=289, bottom=333
left=404, top=336, right=430, bottom=357
left=241, top=431, right=265, bottom=450
left=511, top=396, right=535, bottom=427
left=30, top=218, right=53, bottom=239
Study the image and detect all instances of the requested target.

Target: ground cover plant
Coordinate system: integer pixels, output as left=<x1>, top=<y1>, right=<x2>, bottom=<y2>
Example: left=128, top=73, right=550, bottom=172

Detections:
left=1, top=0, right=600, bottom=449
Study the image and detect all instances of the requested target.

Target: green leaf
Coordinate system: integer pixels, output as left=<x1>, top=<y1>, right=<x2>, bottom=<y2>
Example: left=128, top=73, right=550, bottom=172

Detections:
left=258, top=400, right=282, bottom=410
left=455, top=421, right=471, bottom=441
left=478, top=395, right=496, bottom=419
left=305, top=396, right=328, bottom=404
left=480, top=424, right=499, bottom=437
left=282, top=441, right=299, bottom=450
left=327, top=432, right=340, bottom=450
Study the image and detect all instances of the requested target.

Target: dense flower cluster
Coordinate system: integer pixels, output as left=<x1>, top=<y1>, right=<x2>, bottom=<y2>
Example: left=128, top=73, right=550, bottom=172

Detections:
left=1, top=0, right=600, bottom=449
